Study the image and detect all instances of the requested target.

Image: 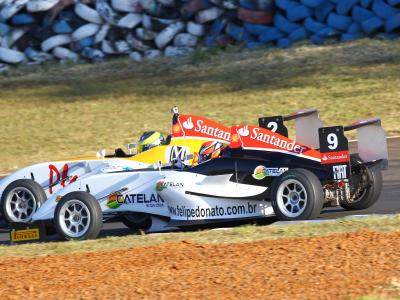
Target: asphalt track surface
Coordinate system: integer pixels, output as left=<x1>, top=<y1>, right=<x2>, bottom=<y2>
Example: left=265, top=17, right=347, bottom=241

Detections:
left=0, top=138, right=399, bottom=244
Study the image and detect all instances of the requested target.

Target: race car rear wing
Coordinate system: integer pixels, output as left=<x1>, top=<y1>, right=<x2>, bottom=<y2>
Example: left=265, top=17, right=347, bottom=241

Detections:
left=259, top=108, right=322, bottom=150
left=345, top=118, right=388, bottom=169
left=318, top=118, right=388, bottom=171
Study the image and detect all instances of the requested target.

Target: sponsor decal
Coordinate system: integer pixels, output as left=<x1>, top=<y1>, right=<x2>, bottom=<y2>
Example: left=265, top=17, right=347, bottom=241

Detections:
left=333, top=165, right=347, bottom=180
left=321, top=150, right=350, bottom=164
left=230, top=125, right=321, bottom=162
left=252, top=166, right=288, bottom=180
left=156, top=181, right=167, bottom=192
left=107, top=192, right=164, bottom=209
left=48, top=163, right=78, bottom=194
left=11, top=228, right=40, bottom=242
left=107, top=192, right=122, bottom=209
left=168, top=202, right=258, bottom=220
left=55, top=195, right=62, bottom=203
left=194, top=119, right=230, bottom=140
left=238, top=126, right=250, bottom=137
left=173, top=115, right=231, bottom=142
left=155, top=180, right=184, bottom=191
left=182, top=117, right=194, bottom=129
left=247, top=128, right=307, bottom=154
left=165, top=146, right=190, bottom=163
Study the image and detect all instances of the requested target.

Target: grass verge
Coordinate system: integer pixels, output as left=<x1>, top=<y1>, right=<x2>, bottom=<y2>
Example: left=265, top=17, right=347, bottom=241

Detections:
left=0, top=39, right=399, bottom=171
left=1, top=214, right=400, bottom=257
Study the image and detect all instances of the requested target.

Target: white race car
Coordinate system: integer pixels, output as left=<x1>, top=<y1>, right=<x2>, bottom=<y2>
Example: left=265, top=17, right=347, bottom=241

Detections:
left=0, top=108, right=230, bottom=225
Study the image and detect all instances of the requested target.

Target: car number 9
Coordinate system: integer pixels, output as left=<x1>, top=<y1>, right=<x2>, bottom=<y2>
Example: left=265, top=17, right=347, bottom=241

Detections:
left=327, top=133, right=338, bottom=150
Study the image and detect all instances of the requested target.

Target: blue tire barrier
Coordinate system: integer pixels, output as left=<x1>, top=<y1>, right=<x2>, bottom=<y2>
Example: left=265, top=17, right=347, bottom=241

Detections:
left=0, top=23, right=10, bottom=36
left=256, top=0, right=275, bottom=11
left=81, top=47, right=105, bottom=62
left=182, top=0, right=212, bottom=14
left=341, top=33, right=361, bottom=42
left=385, top=13, right=400, bottom=31
left=315, top=2, right=335, bottom=23
left=347, top=22, right=361, bottom=34
left=372, top=0, right=399, bottom=20
left=225, top=22, right=251, bottom=41
left=277, top=38, right=292, bottom=48
left=246, top=41, right=264, bottom=48
left=336, top=0, right=359, bottom=16
left=288, top=27, right=308, bottom=42
left=318, top=27, right=339, bottom=37
left=258, top=27, right=284, bottom=42
left=11, top=14, right=35, bottom=26
left=52, top=20, right=73, bottom=34
left=238, top=8, right=273, bottom=24
left=205, top=35, right=215, bottom=46
left=362, top=16, right=384, bottom=33
left=210, top=19, right=228, bottom=36
left=304, top=17, right=325, bottom=33
left=327, top=13, right=352, bottom=31
left=275, top=0, right=298, bottom=11
left=239, top=0, right=258, bottom=10
left=360, top=0, right=372, bottom=8
left=310, top=34, right=325, bottom=44
left=352, top=6, right=375, bottom=23
left=71, top=36, right=94, bottom=52
left=377, top=32, right=400, bottom=39
left=301, top=0, right=324, bottom=9
left=243, top=22, right=271, bottom=35
left=387, top=0, right=400, bottom=5
left=287, top=5, right=312, bottom=22
left=224, top=11, right=239, bottom=21
left=274, top=13, right=301, bottom=33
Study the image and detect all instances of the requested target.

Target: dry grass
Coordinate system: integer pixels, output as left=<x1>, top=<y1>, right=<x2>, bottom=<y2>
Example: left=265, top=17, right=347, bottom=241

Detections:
left=1, top=215, right=400, bottom=257
left=0, top=38, right=399, bottom=171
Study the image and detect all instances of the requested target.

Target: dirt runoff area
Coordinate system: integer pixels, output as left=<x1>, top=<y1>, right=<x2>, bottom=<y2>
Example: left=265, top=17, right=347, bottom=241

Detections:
left=0, top=230, right=400, bottom=300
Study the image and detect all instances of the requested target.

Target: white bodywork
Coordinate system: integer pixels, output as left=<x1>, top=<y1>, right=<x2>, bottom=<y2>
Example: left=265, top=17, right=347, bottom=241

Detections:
left=30, top=168, right=275, bottom=232
left=158, top=172, right=274, bottom=223
left=0, top=159, right=150, bottom=201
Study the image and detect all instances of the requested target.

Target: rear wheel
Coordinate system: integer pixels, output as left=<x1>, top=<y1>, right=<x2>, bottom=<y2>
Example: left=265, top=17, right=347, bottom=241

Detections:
left=1, top=179, right=46, bottom=224
left=54, top=192, right=102, bottom=241
left=341, top=159, right=383, bottom=210
left=271, top=169, right=324, bottom=221
left=122, top=213, right=152, bottom=231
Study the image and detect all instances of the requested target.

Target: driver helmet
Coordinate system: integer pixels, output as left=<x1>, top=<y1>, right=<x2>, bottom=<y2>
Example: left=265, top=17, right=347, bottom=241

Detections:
left=198, top=141, right=224, bottom=164
left=138, top=131, right=164, bottom=153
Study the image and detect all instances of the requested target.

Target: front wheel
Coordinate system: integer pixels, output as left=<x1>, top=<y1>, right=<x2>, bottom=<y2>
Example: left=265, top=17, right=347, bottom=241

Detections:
left=54, top=192, right=102, bottom=241
left=122, top=213, right=152, bottom=231
left=1, top=179, right=46, bottom=224
left=271, top=169, right=324, bottom=221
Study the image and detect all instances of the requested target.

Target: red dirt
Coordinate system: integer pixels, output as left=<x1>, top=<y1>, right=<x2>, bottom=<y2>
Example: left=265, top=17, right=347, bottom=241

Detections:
left=0, top=230, right=399, bottom=299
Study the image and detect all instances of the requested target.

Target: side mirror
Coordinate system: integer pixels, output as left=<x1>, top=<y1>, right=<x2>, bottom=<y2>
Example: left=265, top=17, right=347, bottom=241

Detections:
left=127, top=143, right=137, bottom=155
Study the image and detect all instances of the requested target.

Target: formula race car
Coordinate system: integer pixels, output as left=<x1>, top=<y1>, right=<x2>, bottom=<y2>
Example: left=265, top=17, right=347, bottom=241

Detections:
left=0, top=107, right=230, bottom=225
left=10, top=109, right=388, bottom=241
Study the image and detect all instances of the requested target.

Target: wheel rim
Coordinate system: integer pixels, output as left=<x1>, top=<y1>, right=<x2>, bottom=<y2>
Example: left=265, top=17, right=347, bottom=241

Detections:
left=59, top=200, right=91, bottom=238
left=5, top=187, right=37, bottom=222
left=276, top=179, right=307, bottom=218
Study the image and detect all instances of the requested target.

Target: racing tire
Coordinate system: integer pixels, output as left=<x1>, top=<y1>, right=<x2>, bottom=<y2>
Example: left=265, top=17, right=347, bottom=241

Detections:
left=122, top=213, right=152, bottom=231
left=54, top=192, right=102, bottom=241
left=340, top=155, right=383, bottom=211
left=271, top=169, right=324, bottom=221
left=1, top=179, right=46, bottom=224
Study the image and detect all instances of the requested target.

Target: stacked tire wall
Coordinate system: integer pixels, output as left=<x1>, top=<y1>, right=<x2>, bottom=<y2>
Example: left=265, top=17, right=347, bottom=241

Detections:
left=0, top=0, right=399, bottom=67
